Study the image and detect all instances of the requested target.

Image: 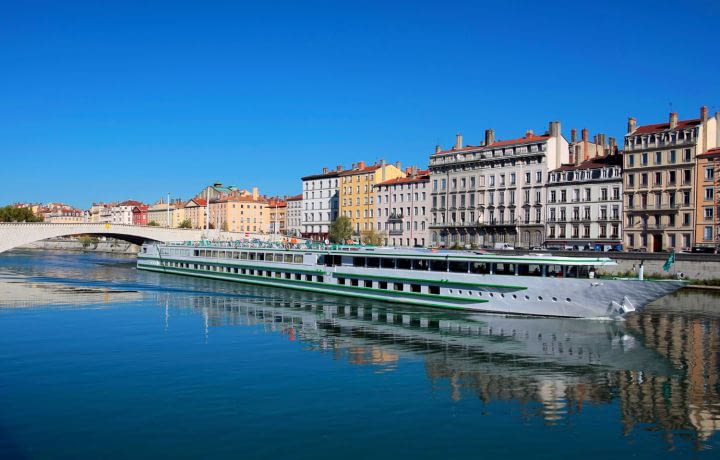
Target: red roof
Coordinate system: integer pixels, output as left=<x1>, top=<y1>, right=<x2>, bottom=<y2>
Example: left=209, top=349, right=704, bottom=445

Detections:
left=286, top=193, right=303, bottom=201
left=186, top=198, right=207, bottom=207
left=435, top=133, right=550, bottom=155
left=117, top=200, right=143, bottom=207
left=375, top=170, right=430, bottom=187
left=552, top=153, right=623, bottom=172
left=632, top=118, right=701, bottom=135
left=338, top=164, right=381, bottom=175
left=697, top=147, right=720, bottom=159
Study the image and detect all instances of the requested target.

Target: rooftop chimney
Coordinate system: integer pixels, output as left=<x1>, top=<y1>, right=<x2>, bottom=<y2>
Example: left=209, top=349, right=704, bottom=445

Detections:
left=609, top=137, right=617, bottom=154
left=336, top=164, right=343, bottom=172
left=252, top=187, right=259, bottom=200
left=701, top=105, right=709, bottom=122
left=455, top=133, right=463, bottom=150
left=627, top=117, right=637, bottom=134
left=581, top=128, right=589, bottom=142
left=381, top=159, right=386, bottom=181
left=669, top=112, right=678, bottom=129
left=526, top=129, right=534, bottom=137
left=484, top=129, right=495, bottom=146
left=322, top=167, right=329, bottom=174
left=357, top=161, right=366, bottom=169
left=395, top=161, right=401, bottom=170
left=549, top=121, right=561, bottom=138
left=571, top=129, right=577, bottom=143
left=435, top=144, right=441, bottom=154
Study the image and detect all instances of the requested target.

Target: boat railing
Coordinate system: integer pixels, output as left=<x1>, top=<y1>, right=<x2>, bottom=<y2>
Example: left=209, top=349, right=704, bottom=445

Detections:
left=160, top=239, right=369, bottom=252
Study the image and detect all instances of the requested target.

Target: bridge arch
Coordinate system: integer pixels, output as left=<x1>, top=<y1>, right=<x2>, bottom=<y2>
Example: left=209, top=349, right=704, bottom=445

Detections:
left=0, top=223, right=210, bottom=254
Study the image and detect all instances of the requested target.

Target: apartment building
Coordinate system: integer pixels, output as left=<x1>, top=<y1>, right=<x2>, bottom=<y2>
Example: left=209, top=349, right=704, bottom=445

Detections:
left=545, top=139, right=623, bottom=250
left=428, top=122, right=569, bottom=248
left=210, top=193, right=267, bottom=233
left=696, top=146, right=720, bottom=248
left=110, top=200, right=143, bottom=225
left=184, top=198, right=207, bottom=229
left=285, top=194, right=303, bottom=237
left=374, top=169, right=430, bottom=247
left=301, top=167, right=341, bottom=241
left=338, top=161, right=406, bottom=236
left=267, top=197, right=287, bottom=234
left=623, top=107, right=718, bottom=252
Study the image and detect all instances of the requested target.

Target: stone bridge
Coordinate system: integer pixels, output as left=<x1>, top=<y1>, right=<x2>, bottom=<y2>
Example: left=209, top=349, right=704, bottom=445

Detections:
left=0, top=223, right=271, bottom=254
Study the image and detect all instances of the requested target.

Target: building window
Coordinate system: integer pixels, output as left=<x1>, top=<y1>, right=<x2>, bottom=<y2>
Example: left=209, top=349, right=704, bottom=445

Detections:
left=704, top=226, right=713, bottom=241
left=654, top=151, right=662, bottom=165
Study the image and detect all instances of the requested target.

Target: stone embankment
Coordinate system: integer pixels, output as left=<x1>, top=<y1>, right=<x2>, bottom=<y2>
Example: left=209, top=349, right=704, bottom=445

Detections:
left=19, top=238, right=140, bottom=254
left=504, top=250, right=720, bottom=282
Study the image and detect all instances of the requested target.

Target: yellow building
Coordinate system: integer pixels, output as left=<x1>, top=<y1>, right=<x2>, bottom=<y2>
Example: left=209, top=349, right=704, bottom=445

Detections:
left=338, top=161, right=406, bottom=235
left=172, top=204, right=186, bottom=228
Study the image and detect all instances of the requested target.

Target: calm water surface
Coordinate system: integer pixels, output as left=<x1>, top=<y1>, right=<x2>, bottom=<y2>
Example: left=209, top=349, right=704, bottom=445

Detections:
left=1, top=250, right=719, bottom=459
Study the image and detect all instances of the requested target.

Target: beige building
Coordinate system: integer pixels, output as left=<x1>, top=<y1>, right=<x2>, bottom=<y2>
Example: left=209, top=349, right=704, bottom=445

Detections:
left=429, top=122, right=569, bottom=248
left=209, top=194, right=268, bottom=233
left=184, top=198, right=207, bottom=229
left=286, top=194, right=303, bottom=237
left=375, top=169, right=430, bottom=247
left=146, top=202, right=173, bottom=227
left=623, top=107, right=718, bottom=252
left=267, top=198, right=287, bottom=234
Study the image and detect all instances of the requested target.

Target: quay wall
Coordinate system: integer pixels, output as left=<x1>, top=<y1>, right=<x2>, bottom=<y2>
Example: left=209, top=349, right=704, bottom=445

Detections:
left=498, top=250, right=720, bottom=281
left=18, top=238, right=140, bottom=254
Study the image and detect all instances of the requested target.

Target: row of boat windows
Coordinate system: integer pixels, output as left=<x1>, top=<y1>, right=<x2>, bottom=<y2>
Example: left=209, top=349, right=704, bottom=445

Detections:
left=158, top=262, right=574, bottom=303
left=326, top=255, right=594, bottom=278
left=162, top=261, right=324, bottom=282
left=193, top=249, right=305, bottom=264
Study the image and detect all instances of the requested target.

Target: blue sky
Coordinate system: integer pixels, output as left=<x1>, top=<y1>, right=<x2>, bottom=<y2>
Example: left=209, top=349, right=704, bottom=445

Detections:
left=1, top=0, right=719, bottom=208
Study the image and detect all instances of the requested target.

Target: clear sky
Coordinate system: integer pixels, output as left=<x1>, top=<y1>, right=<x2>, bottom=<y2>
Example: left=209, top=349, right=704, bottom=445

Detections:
left=2, top=0, right=719, bottom=208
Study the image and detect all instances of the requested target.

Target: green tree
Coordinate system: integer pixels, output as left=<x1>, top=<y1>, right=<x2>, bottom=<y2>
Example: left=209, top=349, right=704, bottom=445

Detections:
left=148, top=220, right=160, bottom=227
left=361, top=228, right=385, bottom=246
left=0, top=206, right=44, bottom=222
left=178, top=219, right=192, bottom=229
left=329, top=216, right=353, bottom=243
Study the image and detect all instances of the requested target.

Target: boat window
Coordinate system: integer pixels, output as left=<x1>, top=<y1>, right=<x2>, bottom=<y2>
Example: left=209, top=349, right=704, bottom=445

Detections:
left=379, top=281, right=388, bottom=289
left=337, top=277, right=345, bottom=285
left=257, top=253, right=265, bottom=261
left=397, top=259, right=412, bottom=270
left=265, top=253, right=274, bottom=262
left=353, top=257, right=366, bottom=267
left=284, top=272, right=291, bottom=279
left=546, top=264, right=563, bottom=278
left=566, top=266, right=579, bottom=278
left=305, top=274, right=312, bottom=281
left=494, top=263, right=516, bottom=275
left=364, top=280, right=372, bottom=288
left=233, top=252, right=240, bottom=259
left=393, top=282, right=403, bottom=291
left=517, top=264, right=543, bottom=277
left=317, top=276, right=324, bottom=283
left=381, top=258, right=396, bottom=269
left=295, top=273, right=302, bottom=280
left=429, top=285, right=440, bottom=295
left=265, top=270, right=272, bottom=277
left=470, top=262, right=490, bottom=274
left=578, top=266, right=590, bottom=278
left=449, top=261, right=469, bottom=273
left=218, top=251, right=225, bottom=259
left=293, top=255, right=303, bottom=263
left=274, top=272, right=281, bottom=278
left=430, top=260, right=448, bottom=271
left=411, top=284, right=421, bottom=293
left=323, top=255, right=341, bottom=266
left=193, top=250, right=199, bottom=256
left=240, top=252, right=248, bottom=260
left=366, top=257, right=380, bottom=268
left=351, top=279, right=359, bottom=286
left=249, top=252, right=256, bottom=260
left=412, top=259, right=429, bottom=271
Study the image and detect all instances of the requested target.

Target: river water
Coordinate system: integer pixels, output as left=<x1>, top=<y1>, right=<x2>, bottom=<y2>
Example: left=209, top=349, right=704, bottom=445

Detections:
left=0, top=250, right=719, bottom=459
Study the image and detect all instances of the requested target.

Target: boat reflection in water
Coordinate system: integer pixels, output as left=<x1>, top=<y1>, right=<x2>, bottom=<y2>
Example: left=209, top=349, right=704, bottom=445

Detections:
left=156, top=282, right=720, bottom=449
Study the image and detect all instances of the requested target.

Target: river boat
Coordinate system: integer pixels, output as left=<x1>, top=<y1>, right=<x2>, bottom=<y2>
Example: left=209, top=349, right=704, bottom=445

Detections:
left=137, top=241, right=686, bottom=319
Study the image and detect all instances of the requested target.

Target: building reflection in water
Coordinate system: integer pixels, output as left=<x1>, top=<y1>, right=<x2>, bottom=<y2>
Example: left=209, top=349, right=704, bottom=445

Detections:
left=620, top=292, right=720, bottom=449
left=156, top=285, right=720, bottom=449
